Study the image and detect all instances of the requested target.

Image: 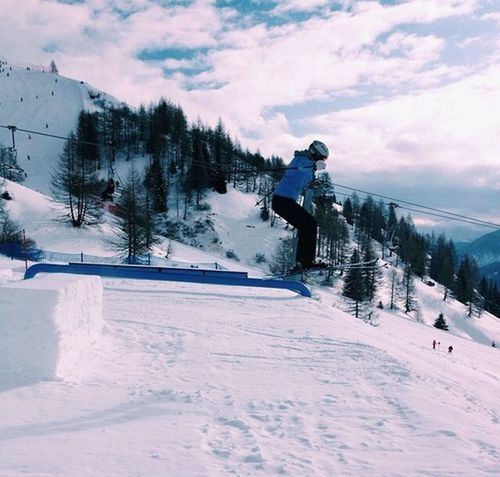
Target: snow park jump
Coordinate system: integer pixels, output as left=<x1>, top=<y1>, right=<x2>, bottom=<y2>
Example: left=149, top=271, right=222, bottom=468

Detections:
left=24, top=262, right=312, bottom=297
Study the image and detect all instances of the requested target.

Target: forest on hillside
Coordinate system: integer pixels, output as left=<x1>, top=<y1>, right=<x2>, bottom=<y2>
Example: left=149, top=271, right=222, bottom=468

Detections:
left=1, top=96, right=499, bottom=320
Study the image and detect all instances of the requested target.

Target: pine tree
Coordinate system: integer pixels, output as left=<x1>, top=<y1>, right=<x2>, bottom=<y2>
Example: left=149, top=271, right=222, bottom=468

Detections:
left=315, top=189, right=348, bottom=265
left=144, top=158, right=167, bottom=213
left=186, top=125, right=210, bottom=206
left=362, top=241, right=379, bottom=302
left=358, top=199, right=373, bottom=239
left=169, top=159, right=177, bottom=176
left=454, top=256, right=479, bottom=316
left=50, top=60, right=59, bottom=74
left=478, top=276, right=490, bottom=315
left=343, top=249, right=365, bottom=318
left=434, top=313, right=449, bottom=331
left=113, top=166, right=158, bottom=260
left=401, top=264, right=417, bottom=314
left=358, top=196, right=385, bottom=242
left=429, top=234, right=456, bottom=300
left=210, top=118, right=228, bottom=194
left=342, top=197, right=354, bottom=225
left=384, top=202, right=399, bottom=258
left=270, top=238, right=295, bottom=276
left=488, top=281, right=500, bottom=318
left=76, top=111, right=100, bottom=171
left=389, top=266, right=399, bottom=310
left=397, top=216, right=428, bottom=278
left=477, top=277, right=500, bottom=318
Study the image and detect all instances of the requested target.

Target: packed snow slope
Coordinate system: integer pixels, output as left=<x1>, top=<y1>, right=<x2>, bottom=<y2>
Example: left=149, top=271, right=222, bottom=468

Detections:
left=0, top=259, right=499, bottom=477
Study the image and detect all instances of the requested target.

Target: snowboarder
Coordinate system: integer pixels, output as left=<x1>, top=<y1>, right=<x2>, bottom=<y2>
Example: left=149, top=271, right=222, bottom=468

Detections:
left=448, top=345, right=453, bottom=354
left=272, top=140, right=329, bottom=272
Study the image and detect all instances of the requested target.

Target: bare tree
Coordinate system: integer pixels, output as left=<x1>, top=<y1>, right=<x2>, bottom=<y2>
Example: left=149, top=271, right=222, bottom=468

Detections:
left=51, top=134, right=102, bottom=227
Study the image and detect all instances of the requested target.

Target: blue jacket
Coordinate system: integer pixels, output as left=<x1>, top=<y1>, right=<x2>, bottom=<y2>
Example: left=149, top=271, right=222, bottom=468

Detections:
left=274, top=150, right=315, bottom=201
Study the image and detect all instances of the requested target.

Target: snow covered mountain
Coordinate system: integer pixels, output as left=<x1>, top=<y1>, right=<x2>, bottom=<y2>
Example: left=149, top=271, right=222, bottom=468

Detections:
left=457, top=230, right=500, bottom=267
left=0, top=60, right=117, bottom=195
left=0, top=61, right=499, bottom=476
left=456, top=230, right=500, bottom=286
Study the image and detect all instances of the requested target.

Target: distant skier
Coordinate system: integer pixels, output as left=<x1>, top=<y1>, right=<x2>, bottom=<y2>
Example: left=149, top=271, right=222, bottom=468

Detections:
left=448, top=345, right=453, bottom=354
left=433, top=340, right=436, bottom=350
left=272, top=140, right=329, bottom=272
left=102, top=178, right=116, bottom=201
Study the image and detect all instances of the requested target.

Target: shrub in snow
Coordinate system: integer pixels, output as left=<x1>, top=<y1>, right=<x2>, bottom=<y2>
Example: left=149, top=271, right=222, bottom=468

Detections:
left=434, top=313, right=449, bottom=331
left=226, top=249, right=239, bottom=261
left=254, top=253, right=267, bottom=264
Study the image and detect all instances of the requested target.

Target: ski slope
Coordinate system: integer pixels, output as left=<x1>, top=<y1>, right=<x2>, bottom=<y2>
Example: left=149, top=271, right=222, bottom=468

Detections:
left=0, top=266, right=498, bottom=476
left=0, top=61, right=116, bottom=195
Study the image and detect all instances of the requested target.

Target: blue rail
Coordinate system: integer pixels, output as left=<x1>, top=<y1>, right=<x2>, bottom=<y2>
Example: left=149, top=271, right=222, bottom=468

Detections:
left=24, top=262, right=311, bottom=297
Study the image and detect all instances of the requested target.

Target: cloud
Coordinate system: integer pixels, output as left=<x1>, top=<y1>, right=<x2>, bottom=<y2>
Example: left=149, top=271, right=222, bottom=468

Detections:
left=271, top=0, right=331, bottom=14
left=2, top=0, right=498, bottom=236
left=1, top=0, right=482, bottom=117
left=309, top=62, right=499, bottom=171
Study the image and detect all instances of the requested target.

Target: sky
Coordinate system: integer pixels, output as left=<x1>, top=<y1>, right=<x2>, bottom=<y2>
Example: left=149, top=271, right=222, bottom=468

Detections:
left=1, top=0, right=499, bottom=239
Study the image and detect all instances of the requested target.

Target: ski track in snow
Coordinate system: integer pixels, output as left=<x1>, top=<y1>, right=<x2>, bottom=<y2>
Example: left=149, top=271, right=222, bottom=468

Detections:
left=2, top=277, right=498, bottom=476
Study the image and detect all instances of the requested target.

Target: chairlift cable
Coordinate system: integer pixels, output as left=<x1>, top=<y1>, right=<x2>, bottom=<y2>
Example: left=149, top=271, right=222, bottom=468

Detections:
left=2, top=123, right=498, bottom=230
left=0, top=124, right=99, bottom=148
left=332, top=190, right=500, bottom=231
left=331, top=181, right=500, bottom=229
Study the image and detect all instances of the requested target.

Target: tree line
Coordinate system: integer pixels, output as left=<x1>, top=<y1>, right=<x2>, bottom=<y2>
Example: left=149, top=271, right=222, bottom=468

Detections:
left=336, top=193, right=500, bottom=319
left=51, top=99, right=281, bottom=260
left=32, top=95, right=500, bottom=320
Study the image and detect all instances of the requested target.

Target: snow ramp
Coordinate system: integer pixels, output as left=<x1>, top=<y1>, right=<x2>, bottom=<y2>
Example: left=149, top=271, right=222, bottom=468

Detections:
left=0, top=273, right=103, bottom=382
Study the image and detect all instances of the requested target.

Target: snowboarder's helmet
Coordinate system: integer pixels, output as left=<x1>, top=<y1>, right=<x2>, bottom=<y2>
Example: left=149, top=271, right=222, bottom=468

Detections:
left=308, top=140, right=329, bottom=160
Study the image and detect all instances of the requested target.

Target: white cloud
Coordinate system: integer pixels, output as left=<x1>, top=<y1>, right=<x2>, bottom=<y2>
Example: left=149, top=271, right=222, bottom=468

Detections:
left=271, top=0, right=331, bottom=14
left=308, top=63, right=500, bottom=187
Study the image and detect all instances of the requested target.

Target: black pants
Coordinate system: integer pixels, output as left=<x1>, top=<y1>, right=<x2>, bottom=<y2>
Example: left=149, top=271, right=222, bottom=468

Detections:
left=272, top=195, right=317, bottom=266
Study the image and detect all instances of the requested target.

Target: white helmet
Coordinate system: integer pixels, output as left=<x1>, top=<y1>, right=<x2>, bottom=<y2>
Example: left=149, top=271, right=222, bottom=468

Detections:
left=308, top=140, right=329, bottom=160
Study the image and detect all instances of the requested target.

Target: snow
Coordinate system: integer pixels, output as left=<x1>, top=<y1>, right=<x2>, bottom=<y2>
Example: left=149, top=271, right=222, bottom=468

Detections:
left=0, top=274, right=103, bottom=383
left=0, top=271, right=498, bottom=476
left=0, top=63, right=117, bottom=195
left=0, top=63, right=499, bottom=476
left=209, top=187, right=289, bottom=266
left=3, top=179, right=119, bottom=256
